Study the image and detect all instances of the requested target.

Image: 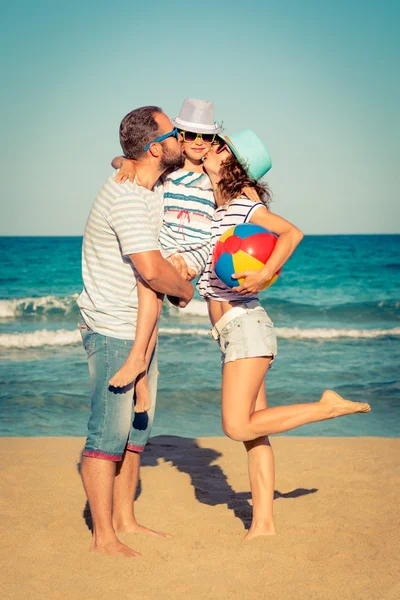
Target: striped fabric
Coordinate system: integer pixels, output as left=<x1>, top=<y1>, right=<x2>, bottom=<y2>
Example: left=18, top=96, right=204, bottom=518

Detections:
left=197, top=197, right=264, bottom=302
left=158, top=169, right=215, bottom=274
left=77, top=173, right=164, bottom=339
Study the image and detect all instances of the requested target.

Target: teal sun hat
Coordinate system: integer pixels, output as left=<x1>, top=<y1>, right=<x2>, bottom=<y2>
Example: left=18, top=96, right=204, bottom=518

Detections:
left=220, top=129, right=272, bottom=180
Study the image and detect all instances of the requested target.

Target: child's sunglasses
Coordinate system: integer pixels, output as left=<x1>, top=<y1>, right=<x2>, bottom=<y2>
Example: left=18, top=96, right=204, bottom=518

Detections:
left=179, top=130, right=217, bottom=145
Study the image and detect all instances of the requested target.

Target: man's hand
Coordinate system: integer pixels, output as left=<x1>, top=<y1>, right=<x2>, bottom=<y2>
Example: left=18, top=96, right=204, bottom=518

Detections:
left=166, top=255, right=195, bottom=308
left=115, top=159, right=136, bottom=184
left=129, top=249, right=194, bottom=308
left=167, top=254, right=197, bottom=281
left=167, top=254, right=188, bottom=279
left=232, top=269, right=273, bottom=295
left=167, top=295, right=190, bottom=308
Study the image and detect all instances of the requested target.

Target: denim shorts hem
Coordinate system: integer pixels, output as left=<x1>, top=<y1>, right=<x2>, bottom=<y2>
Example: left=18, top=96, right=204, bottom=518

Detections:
left=83, top=449, right=122, bottom=461
left=126, top=443, right=145, bottom=453
left=224, top=350, right=275, bottom=364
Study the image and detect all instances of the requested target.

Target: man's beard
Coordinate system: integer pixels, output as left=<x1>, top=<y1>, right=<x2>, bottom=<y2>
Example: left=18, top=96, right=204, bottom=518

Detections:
left=160, top=145, right=185, bottom=171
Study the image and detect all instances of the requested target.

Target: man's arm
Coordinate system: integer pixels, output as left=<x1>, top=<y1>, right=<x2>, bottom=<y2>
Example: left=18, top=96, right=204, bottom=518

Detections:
left=108, top=192, right=193, bottom=304
left=129, top=250, right=194, bottom=306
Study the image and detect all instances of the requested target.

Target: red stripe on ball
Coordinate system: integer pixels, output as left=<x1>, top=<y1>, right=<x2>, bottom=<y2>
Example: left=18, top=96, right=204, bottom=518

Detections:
left=224, top=235, right=242, bottom=255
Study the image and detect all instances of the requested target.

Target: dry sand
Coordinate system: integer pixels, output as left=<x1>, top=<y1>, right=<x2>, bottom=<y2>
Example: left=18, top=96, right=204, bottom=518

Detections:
left=1, top=435, right=399, bottom=600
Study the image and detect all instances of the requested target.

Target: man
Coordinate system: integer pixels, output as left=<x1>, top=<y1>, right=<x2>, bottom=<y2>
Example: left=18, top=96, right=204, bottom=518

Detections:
left=77, top=106, right=194, bottom=557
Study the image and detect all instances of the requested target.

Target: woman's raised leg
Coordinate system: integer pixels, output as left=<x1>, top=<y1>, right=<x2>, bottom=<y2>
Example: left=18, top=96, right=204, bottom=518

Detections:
left=222, top=357, right=370, bottom=443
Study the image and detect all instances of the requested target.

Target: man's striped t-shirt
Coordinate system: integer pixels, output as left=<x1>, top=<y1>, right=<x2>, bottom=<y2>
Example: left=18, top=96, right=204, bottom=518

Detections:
left=158, top=169, right=215, bottom=273
left=77, top=173, right=164, bottom=339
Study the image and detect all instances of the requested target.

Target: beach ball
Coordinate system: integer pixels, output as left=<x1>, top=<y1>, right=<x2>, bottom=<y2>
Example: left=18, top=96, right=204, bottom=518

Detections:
left=212, top=223, right=281, bottom=290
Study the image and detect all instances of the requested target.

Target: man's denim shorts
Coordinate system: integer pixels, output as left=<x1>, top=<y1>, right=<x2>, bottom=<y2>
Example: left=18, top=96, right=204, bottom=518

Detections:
left=216, top=306, right=278, bottom=366
left=79, top=318, right=158, bottom=461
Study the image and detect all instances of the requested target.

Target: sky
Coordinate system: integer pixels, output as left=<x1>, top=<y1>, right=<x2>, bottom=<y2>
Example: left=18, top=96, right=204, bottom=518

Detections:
left=1, top=0, right=399, bottom=235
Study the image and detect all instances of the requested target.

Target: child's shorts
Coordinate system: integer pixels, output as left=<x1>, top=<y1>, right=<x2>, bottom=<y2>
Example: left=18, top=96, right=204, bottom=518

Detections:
left=210, top=300, right=278, bottom=366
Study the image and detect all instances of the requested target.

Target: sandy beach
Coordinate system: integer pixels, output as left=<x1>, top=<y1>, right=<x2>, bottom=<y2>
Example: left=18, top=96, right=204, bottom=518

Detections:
left=1, top=435, right=399, bottom=600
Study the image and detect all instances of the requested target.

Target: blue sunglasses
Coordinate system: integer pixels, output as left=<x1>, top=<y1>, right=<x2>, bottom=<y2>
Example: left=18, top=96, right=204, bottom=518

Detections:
left=144, top=127, right=180, bottom=152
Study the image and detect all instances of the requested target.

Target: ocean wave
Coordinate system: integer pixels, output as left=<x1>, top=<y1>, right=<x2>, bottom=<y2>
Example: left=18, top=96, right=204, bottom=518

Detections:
left=263, top=297, right=400, bottom=312
left=167, top=299, right=209, bottom=318
left=0, top=295, right=79, bottom=318
left=1, top=326, right=399, bottom=349
left=1, top=294, right=399, bottom=323
left=0, top=329, right=81, bottom=348
left=277, top=327, right=400, bottom=339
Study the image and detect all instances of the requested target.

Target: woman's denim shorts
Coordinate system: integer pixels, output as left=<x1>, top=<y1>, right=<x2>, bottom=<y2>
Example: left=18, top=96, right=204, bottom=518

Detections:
left=216, top=306, right=278, bottom=366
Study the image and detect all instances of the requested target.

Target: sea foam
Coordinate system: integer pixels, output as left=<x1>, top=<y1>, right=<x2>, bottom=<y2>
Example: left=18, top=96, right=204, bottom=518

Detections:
left=0, top=329, right=81, bottom=348
left=1, top=326, right=399, bottom=348
left=168, top=299, right=209, bottom=317
left=0, top=295, right=78, bottom=318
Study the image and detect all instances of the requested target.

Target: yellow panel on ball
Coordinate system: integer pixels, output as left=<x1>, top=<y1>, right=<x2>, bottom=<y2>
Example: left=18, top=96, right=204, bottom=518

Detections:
left=261, top=272, right=279, bottom=290
left=233, top=250, right=264, bottom=284
left=219, top=226, right=235, bottom=243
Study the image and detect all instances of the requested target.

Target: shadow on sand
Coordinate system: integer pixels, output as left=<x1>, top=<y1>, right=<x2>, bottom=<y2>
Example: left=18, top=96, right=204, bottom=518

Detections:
left=80, top=435, right=318, bottom=532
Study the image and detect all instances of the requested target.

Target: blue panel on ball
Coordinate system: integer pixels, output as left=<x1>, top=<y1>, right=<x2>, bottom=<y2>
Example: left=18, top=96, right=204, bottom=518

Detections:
left=214, top=252, right=235, bottom=288
left=234, top=223, right=274, bottom=239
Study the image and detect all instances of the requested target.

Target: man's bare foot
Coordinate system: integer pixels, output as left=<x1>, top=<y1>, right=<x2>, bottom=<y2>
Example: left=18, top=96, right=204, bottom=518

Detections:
left=90, top=538, right=141, bottom=558
left=134, top=372, right=151, bottom=413
left=113, top=520, right=172, bottom=538
left=243, top=521, right=276, bottom=541
left=109, top=356, right=146, bottom=388
left=320, top=390, right=371, bottom=418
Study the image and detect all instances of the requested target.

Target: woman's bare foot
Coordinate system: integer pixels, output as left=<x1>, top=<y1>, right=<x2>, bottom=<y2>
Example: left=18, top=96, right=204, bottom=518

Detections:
left=320, top=390, right=371, bottom=418
left=134, top=372, right=151, bottom=413
left=90, top=538, right=141, bottom=558
left=243, top=520, right=276, bottom=541
left=109, top=356, right=146, bottom=388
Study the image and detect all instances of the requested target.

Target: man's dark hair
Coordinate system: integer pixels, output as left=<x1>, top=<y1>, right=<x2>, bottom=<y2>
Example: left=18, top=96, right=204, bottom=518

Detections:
left=119, top=106, right=163, bottom=159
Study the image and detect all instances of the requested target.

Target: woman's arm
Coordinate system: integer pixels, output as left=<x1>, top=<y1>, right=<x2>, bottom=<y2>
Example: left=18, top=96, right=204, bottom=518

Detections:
left=232, top=207, right=304, bottom=295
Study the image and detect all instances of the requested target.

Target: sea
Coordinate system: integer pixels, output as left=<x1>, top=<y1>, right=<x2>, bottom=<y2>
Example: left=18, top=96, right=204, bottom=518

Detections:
left=0, top=235, right=399, bottom=438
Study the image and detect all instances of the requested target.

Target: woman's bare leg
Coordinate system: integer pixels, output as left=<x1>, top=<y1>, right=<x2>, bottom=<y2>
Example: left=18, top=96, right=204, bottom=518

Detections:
left=242, top=378, right=276, bottom=540
left=109, top=278, right=162, bottom=388
left=221, top=357, right=370, bottom=443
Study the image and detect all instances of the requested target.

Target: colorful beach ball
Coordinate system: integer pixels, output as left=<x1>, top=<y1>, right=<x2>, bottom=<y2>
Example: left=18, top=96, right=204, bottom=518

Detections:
left=212, top=223, right=281, bottom=290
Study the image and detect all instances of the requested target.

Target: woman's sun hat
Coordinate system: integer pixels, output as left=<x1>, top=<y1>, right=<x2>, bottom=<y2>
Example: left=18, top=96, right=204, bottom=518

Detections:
left=220, top=129, right=272, bottom=180
left=172, top=98, right=223, bottom=134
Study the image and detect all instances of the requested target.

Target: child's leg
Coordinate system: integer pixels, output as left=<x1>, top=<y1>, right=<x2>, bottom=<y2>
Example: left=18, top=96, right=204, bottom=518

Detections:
left=109, top=278, right=162, bottom=388
left=134, top=318, right=160, bottom=413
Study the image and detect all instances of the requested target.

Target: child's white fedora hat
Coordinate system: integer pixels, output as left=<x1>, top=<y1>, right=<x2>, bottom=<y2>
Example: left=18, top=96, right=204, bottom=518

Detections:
left=172, top=98, right=223, bottom=134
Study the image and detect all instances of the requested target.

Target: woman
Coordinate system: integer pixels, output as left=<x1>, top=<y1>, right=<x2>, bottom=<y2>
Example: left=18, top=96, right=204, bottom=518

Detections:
left=197, top=130, right=371, bottom=539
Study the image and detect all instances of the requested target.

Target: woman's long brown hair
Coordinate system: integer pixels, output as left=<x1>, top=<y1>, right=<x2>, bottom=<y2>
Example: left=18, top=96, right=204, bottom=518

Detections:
left=217, top=154, right=272, bottom=208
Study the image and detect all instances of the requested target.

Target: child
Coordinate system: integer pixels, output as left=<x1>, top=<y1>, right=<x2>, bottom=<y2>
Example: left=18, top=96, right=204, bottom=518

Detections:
left=108, top=99, right=223, bottom=411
